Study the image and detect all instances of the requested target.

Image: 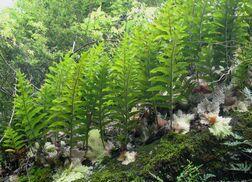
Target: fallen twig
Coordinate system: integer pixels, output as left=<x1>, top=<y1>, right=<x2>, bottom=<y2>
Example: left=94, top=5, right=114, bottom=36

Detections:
left=209, top=65, right=235, bottom=84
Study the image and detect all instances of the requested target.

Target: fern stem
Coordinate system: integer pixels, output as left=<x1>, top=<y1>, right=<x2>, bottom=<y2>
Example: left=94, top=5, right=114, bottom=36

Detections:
left=123, top=39, right=130, bottom=146
left=147, top=46, right=158, bottom=124
left=98, top=93, right=105, bottom=148
left=169, top=42, right=176, bottom=125
left=168, top=16, right=176, bottom=125
left=69, top=66, right=80, bottom=158
left=85, top=112, right=92, bottom=155
left=99, top=118, right=105, bottom=148
left=225, top=0, right=229, bottom=66
left=97, top=72, right=106, bottom=148
left=196, top=0, right=208, bottom=83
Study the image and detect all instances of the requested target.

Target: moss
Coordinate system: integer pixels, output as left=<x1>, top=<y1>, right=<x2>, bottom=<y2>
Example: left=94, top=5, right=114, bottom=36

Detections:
left=18, top=167, right=53, bottom=182
left=91, top=132, right=215, bottom=181
left=91, top=111, right=252, bottom=181
left=231, top=111, right=252, bottom=139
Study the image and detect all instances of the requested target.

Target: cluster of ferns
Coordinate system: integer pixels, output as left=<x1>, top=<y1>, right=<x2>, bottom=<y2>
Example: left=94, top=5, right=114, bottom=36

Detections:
left=2, top=0, right=251, bottom=157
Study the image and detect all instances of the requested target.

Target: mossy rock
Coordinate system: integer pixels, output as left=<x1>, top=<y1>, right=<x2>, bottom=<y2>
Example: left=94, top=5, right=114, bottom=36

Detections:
left=91, top=132, right=220, bottom=181
left=90, top=112, right=252, bottom=181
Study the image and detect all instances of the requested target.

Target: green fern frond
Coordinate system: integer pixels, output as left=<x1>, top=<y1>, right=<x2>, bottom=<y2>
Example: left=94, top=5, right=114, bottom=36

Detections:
left=109, top=35, right=141, bottom=144
left=229, top=163, right=252, bottom=173
left=80, top=43, right=111, bottom=147
left=148, top=1, right=188, bottom=117
left=211, top=0, right=249, bottom=69
left=48, top=56, right=84, bottom=154
left=14, top=71, right=46, bottom=144
left=3, top=127, right=25, bottom=153
left=233, top=42, right=252, bottom=89
left=132, top=25, right=160, bottom=106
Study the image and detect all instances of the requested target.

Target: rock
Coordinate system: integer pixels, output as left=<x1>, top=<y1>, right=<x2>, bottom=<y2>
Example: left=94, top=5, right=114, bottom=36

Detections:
left=70, top=158, right=82, bottom=167
left=77, top=141, right=84, bottom=149
left=121, top=151, right=137, bottom=165
left=224, top=95, right=237, bottom=106
left=105, top=141, right=115, bottom=156
left=71, top=148, right=85, bottom=160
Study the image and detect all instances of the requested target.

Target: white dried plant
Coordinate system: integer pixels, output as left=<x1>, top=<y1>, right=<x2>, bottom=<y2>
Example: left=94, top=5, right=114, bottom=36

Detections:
left=209, top=116, right=232, bottom=138
left=172, top=110, right=195, bottom=134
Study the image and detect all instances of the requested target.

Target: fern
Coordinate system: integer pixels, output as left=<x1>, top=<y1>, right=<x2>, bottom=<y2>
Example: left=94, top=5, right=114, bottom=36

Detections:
left=37, top=46, right=111, bottom=153
left=182, top=0, right=215, bottom=83
left=177, top=161, right=215, bottom=182
left=148, top=1, right=188, bottom=120
left=36, top=84, right=53, bottom=116
left=177, top=161, right=203, bottom=182
left=74, top=44, right=112, bottom=149
left=233, top=42, right=252, bottom=89
left=243, top=87, right=252, bottom=103
left=14, top=71, right=46, bottom=144
left=196, top=46, right=216, bottom=84
left=37, top=56, right=78, bottom=141
left=49, top=56, right=84, bottom=156
left=132, top=25, right=160, bottom=111
left=3, top=127, right=25, bottom=153
left=223, top=132, right=252, bottom=175
left=43, top=57, right=77, bottom=105
left=82, top=44, right=111, bottom=147
left=223, top=140, right=248, bottom=146
left=109, top=35, right=141, bottom=146
left=229, top=163, right=252, bottom=173
left=180, top=0, right=250, bottom=85
left=211, top=0, right=249, bottom=69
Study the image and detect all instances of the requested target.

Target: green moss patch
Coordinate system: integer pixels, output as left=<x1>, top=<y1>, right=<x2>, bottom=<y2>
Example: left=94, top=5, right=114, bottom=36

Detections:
left=91, top=112, right=252, bottom=181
